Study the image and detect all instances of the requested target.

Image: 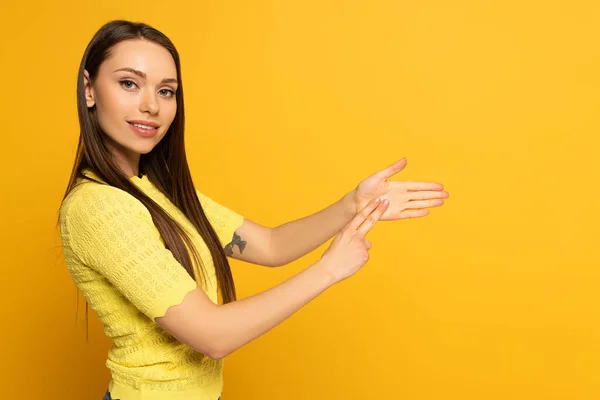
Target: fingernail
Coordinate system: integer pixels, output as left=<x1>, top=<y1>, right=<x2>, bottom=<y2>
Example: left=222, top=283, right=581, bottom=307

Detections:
left=383, top=199, right=389, bottom=206
left=374, top=197, right=381, bottom=203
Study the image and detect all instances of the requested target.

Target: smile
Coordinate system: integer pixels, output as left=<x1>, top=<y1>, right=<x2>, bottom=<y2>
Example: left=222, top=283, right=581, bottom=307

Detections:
left=128, top=122, right=159, bottom=137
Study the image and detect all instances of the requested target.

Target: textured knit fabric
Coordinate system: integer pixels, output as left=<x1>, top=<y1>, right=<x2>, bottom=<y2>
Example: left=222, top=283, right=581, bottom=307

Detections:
left=59, top=168, right=245, bottom=400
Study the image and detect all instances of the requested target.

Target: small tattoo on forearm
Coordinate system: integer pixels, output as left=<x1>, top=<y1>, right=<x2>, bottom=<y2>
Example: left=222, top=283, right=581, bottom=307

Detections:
left=224, top=232, right=247, bottom=256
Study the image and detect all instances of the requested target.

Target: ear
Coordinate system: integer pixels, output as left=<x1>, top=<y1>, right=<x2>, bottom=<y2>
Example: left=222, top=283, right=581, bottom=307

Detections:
left=84, top=69, right=96, bottom=108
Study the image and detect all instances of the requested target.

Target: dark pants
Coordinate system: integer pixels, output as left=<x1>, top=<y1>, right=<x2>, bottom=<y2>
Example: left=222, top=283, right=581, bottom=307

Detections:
left=103, top=390, right=220, bottom=399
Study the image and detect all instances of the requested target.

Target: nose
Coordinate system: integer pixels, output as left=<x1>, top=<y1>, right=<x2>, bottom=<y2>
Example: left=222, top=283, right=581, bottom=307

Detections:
left=139, top=90, right=159, bottom=115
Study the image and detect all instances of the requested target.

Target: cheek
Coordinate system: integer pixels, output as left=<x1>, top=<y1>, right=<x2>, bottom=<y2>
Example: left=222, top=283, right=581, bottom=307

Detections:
left=95, top=86, right=134, bottom=131
left=165, top=101, right=177, bottom=123
left=159, top=101, right=177, bottom=133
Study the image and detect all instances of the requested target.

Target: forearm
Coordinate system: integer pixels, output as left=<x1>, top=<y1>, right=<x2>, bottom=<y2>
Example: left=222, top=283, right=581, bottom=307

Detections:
left=269, top=191, right=356, bottom=266
left=210, top=260, right=334, bottom=358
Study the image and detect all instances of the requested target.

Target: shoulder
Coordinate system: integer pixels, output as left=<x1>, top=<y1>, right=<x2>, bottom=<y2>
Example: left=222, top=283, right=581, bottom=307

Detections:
left=60, top=179, right=151, bottom=228
left=194, top=189, right=221, bottom=214
left=195, top=189, right=232, bottom=213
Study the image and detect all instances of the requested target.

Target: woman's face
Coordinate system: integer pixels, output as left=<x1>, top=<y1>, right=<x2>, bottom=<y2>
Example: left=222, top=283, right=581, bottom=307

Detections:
left=84, top=39, right=178, bottom=175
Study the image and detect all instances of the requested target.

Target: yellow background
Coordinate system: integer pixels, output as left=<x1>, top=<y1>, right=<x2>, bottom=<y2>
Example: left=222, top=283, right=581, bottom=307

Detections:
left=1, top=0, right=599, bottom=398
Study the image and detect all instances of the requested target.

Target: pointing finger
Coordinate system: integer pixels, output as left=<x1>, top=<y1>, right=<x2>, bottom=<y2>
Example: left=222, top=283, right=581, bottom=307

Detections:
left=357, top=199, right=388, bottom=236
left=347, top=197, right=383, bottom=231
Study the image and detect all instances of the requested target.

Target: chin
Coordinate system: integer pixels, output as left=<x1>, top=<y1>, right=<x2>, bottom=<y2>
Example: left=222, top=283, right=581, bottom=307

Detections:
left=135, top=144, right=158, bottom=155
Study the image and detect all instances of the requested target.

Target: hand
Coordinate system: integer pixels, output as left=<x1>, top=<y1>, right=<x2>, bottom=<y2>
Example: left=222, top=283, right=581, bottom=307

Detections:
left=350, top=158, right=449, bottom=220
left=319, top=197, right=389, bottom=285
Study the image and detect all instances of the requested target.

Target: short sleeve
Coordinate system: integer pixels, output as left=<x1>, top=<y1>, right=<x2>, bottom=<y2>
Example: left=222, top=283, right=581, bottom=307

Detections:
left=196, top=190, right=245, bottom=247
left=60, top=185, right=198, bottom=321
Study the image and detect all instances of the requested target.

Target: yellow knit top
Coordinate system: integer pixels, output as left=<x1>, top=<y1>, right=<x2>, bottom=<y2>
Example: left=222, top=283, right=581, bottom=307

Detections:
left=59, top=168, right=244, bottom=400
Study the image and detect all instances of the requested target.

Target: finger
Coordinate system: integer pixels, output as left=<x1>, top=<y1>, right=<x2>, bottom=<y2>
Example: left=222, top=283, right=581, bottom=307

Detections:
left=357, top=200, right=388, bottom=236
left=373, top=158, right=407, bottom=180
left=365, top=239, right=372, bottom=250
left=405, top=199, right=445, bottom=210
left=347, top=197, right=383, bottom=231
left=400, top=209, right=430, bottom=218
left=405, top=181, right=444, bottom=191
left=408, top=190, right=449, bottom=200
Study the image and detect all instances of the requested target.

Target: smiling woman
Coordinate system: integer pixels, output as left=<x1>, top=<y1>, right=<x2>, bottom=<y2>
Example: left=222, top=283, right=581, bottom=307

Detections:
left=57, top=18, right=447, bottom=400
left=58, top=20, right=241, bottom=400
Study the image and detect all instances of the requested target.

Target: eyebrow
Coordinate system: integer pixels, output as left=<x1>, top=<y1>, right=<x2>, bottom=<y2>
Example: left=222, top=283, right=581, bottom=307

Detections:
left=113, top=67, right=178, bottom=85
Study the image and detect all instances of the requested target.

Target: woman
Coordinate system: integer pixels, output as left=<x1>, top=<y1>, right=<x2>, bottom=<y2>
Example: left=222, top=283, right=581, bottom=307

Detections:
left=58, top=20, right=448, bottom=400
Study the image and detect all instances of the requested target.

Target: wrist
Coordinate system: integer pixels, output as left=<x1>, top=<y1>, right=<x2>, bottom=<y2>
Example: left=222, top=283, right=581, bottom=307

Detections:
left=341, top=190, right=357, bottom=218
left=312, top=258, right=338, bottom=288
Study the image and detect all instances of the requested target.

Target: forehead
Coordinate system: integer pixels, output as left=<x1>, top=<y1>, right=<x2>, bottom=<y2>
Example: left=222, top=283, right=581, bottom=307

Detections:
left=101, top=39, right=177, bottom=79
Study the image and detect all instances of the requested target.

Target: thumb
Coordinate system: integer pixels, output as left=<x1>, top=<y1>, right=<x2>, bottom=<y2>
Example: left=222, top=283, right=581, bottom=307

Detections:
left=375, top=158, right=407, bottom=180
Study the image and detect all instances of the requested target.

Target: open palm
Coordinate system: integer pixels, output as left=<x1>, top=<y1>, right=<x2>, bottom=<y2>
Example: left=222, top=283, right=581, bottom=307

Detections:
left=352, top=158, right=449, bottom=220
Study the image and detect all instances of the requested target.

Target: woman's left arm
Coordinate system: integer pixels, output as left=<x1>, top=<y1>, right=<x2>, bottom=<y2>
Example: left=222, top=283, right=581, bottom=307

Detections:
left=227, top=158, right=449, bottom=268
left=225, top=191, right=355, bottom=267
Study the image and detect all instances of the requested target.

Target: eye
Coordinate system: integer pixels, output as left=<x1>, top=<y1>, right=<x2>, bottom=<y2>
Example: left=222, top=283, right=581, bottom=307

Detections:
left=159, top=88, right=176, bottom=98
left=119, top=80, right=138, bottom=90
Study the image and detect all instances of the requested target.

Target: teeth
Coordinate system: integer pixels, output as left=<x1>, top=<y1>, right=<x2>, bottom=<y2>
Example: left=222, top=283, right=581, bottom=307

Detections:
left=133, top=123, right=155, bottom=130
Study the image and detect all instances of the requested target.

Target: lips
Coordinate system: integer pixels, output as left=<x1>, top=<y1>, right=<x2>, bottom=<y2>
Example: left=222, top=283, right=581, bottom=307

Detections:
left=127, top=120, right=160, bottom=128
left=128, top=121, right=159, bottom=137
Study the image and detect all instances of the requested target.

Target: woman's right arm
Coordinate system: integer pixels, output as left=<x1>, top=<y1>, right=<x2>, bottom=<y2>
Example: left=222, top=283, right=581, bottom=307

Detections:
left=157, top=196, right=389, bottom=359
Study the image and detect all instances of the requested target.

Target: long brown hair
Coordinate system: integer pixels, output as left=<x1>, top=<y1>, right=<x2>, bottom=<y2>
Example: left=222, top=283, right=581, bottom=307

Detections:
left=57, top=20, right=237, bottom=337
